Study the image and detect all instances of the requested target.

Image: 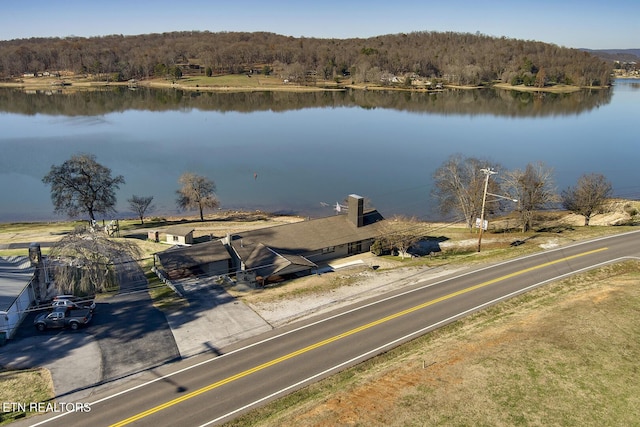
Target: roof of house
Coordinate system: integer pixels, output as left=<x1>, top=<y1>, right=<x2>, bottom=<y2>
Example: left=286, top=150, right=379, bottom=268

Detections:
left=164, top=225, right=195, bottom=236
left=0, top=256, right=35, bottom=311
left=243, top=243, right=317, bottom=278
left=230, top=210, right=385, bottom=261
left=156, top=240, right=231, bottom=271
left=156, top=206, right=385, bottom=279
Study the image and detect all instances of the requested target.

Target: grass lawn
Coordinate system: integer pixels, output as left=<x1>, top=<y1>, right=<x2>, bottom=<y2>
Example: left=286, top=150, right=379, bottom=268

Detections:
left=224, top=261, right=640, bottom=427
left=143, top=73, right=345, bottom=91
left=0, top=369, right=53, bottom=425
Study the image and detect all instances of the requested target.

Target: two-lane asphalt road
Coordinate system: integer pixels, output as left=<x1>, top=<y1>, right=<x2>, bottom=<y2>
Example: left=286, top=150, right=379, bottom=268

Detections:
left=29, top=230, right=640, bottom=427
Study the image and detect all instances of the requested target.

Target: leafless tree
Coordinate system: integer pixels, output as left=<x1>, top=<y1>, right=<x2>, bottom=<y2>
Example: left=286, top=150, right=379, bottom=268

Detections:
left=502, top=162, right=559, bottom=232
left=48, top=227, right=142, bottom=295
left=373, top=215, right=427, bottom=259
left=432, top=154, right=504, bottom=230
left=127, top=195, right=155, bottom=225
left=561, top=173, right=613, bottom=226
left=176, top=172, right=219, bottom=221
left=386, top=216, right=424, bottom=259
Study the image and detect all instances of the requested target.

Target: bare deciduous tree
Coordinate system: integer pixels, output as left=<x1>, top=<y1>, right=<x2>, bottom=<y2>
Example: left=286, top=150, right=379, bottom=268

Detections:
left=503, top=162, right=559, bottom=232
left=386, top=216, right=423, bottom=259
left=561, top=173, right=613, bottom=226
left=42, top=153, right=125, bottom=221
left=432, top=154, right=504, bottom=230
left=127, top=195, right=155, bottom=224
left=372, top=215, right=428, bottom=259
left=48, top=227, right=142, bottom=295
left=176, top=172, right=219, bottom=221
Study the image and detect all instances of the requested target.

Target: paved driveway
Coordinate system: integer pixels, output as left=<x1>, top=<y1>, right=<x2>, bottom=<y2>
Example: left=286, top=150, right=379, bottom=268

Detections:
left=91, top=255, right=180, bottom=381
left=165, top=275, right=272, bottom=358
left=0, top=254, right=179, bottom=400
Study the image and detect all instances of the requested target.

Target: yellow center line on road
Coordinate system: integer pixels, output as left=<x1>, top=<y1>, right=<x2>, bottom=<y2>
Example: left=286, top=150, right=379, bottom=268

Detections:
left=110, top=247, right=607, bottom=426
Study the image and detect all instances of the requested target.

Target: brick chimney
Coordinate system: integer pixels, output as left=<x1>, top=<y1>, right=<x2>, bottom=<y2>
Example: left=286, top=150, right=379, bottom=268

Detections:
left=348, top=194, right=364, bottom=227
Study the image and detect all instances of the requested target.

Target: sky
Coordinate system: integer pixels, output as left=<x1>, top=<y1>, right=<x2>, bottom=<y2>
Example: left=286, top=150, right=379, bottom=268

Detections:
left=1, top=0, right=638, bottom=49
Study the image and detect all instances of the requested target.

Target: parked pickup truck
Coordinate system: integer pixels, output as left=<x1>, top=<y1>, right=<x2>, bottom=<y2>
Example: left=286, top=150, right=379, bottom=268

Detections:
left=34, top=307, right=93, bottom=331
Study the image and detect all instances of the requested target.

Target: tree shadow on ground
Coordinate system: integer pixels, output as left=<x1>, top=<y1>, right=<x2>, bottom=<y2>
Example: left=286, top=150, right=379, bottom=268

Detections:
left=411, top=236, right=449, bottom=256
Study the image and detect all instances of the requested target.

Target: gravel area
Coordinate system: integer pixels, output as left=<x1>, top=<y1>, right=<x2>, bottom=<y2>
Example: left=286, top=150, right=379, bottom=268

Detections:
left=239, top=253, right=464, bottom=327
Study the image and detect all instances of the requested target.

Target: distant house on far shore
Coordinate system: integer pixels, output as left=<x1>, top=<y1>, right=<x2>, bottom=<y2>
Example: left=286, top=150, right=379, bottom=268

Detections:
left=165, top=226, right=195, bottom=246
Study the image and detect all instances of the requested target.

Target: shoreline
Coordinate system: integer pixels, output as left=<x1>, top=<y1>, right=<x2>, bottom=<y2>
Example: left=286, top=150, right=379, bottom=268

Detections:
left=0, top=75, right=614, bottom=94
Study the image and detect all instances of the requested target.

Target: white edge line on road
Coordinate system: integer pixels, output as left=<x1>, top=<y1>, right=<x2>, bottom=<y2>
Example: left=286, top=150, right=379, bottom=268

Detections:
left=29, top=229, right=640, bottom=426
left=199, top=256, right=637, bottom=426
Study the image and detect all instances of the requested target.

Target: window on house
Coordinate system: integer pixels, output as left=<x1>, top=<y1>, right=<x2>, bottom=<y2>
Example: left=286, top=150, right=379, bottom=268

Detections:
left=322, top=246, right=335, bottom=254
left=172, top=235, right=179, bottom=242
left=348, top=241, right=362, bottom=254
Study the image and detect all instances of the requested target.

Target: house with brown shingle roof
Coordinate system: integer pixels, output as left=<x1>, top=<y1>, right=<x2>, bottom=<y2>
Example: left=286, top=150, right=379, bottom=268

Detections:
left=155, top=240, right=232, bottom=279
left=224, top=195, right=385, bottom=286
left=155, top=195, right=386, bottom=287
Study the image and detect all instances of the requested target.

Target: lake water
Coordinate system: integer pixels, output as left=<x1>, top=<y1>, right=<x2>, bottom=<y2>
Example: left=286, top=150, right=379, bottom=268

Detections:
left=0, top=81, right=637, bottom=222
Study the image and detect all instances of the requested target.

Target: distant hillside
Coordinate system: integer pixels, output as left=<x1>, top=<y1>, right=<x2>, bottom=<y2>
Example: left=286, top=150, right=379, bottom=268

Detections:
left=0, top=31, right=612, bottom=87
left=584, top=49, right=640, bottom=63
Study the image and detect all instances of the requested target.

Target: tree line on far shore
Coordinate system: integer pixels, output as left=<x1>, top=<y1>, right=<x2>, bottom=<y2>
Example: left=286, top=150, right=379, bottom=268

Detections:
left=1, top=30, right=611, bottom=88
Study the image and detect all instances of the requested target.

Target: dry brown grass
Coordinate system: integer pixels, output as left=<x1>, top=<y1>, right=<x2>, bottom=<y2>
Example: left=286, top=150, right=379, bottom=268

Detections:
left=0, top=74, right=343, bottom=93
left=234, top=266, right=373, bottom=305
left=0, top=368, right=54, bottom=425
left=0, top=221, right=83, bottom=245
left=227, top=262, right=640, bottom=427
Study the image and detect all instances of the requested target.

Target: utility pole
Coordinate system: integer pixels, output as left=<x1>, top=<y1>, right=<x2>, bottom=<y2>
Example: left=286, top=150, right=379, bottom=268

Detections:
left=477, top=168, right=496, bottom=253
